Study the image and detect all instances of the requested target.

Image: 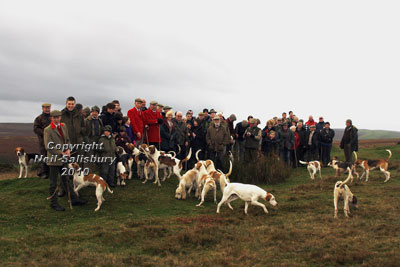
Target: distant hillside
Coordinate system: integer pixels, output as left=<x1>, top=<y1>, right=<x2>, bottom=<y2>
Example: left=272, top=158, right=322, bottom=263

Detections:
left=1, top=123, right=400, bottom=140
left=333, top=129, right=400, bottom=140
left=0, top=123, right=34, bottom=136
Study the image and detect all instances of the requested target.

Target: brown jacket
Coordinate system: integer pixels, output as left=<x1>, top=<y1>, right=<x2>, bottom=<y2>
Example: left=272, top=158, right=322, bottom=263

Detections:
left=206, top=124, right=230, bottom=152
left=43, top=122, right=71, bottom=166
left=33, top=112, right=51, bottom=149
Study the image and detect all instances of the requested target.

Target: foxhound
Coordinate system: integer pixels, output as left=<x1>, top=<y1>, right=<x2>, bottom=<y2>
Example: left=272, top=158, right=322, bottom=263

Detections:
left=354, top=150, right=392, bottom=182
left=299, top=160, right=322, bottom=180
left=175, top=162, right=202, bottom=200
left=328, top=156, right=359, bottom=182
left=15, top=147, right=39, bottom=178
left=69, top=163, right=113, bottom=211
left=216, top=183, right=278, bottom=215
left=196, top=173, right=217, bottom=207
left=116, top=161, right=128, bottom=186
left=333, top=172, right=358, bottom=218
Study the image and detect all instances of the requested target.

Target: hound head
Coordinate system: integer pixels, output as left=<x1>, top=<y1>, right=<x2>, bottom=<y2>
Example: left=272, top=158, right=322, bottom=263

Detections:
left=175, top=184, right=186, bottom=199
left=148, top=145, right=156, bottom=154
left=328, top=157, right=339, bottom=167
left=69, top=162, right=80, bottom=171
left=15, top=147, right=24, bottom=156
left=126, top=143, right=136, bottom=151
left=139, top=144, right=149, bottom=153
left=265, top=193, right=278, bottom=206
left=132, top=147, right=141, bottom=156
left=204, top=160, right=213, bottom=168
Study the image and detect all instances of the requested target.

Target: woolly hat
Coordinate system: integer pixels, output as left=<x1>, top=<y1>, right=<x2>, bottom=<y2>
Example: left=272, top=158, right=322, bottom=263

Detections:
left=104, top=125, right=112, bottom=132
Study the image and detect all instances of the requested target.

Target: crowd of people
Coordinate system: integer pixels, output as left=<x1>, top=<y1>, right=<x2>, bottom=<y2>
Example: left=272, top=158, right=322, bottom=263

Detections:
left=33, top=96, right=359, bottom=211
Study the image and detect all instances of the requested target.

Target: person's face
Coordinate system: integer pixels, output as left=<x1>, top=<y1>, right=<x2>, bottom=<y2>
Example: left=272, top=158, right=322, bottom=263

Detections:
left=141, top=100, right=146, bottom=108
left=187, top=123, right=191, bottom=129
left=91, top=111, right=99, bottom=118
left=204, top=111, right=208, bottom=116
left=187, top=113, right=192, bottom=119
left=346, top=122, right=351, bottom=127
left=319, top=118, right=324, bottom=122
left=135, top=101, right=142, bottom=109
left=176, top=113, right=183, bottom=121
left=310, top=127, right=315, bottom=132
left=107, top=108, right=114, bottom=114
left=270, top=133, right=275, bottom=139
left=198, top=114, right=204, bottom=120
left=277, top=120, right=282, bottom=125
left=42, top=106, right=51, bottom=114
left=283, top=125, right=288, bottom=130
left=309, top=116, right=313, bottom=121
left=290, top=127, right=295, bottom=132
left=218, top=114, right=223, bottom=119
left=150, top=104, right=157, bottom=111
left=210, top=112, right=216, bottom=118
left=51, top=116, right=61, bottom=125
left=104, top=131, right=111, bottom=137
left=282, top=113, right=287, bottom=118
left=193, top=120, right=198, bottom=127
left=325, top=124, right=330, bottom=130
left=66, top=100, right=75, bottom=111
left=114, top=103, right=120, bottom=111
left=297, top=122, right=303, bottom=128
left=157, top=106, right=163, bottom=112
left=214, top=120, right=220, bottom=126
left=126, top=118, right=131, bottom=125
left=167, top=113, right=173, bottom=120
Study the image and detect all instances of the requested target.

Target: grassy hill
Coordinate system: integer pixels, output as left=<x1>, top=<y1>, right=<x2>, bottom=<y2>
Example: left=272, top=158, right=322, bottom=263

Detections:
left=333, top=128, right=400, bottom=140
left=0, top=143, right=399, bottom=266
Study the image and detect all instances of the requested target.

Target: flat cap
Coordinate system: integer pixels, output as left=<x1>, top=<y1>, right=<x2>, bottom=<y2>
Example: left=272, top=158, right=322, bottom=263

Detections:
left=209, top=109, right=216, bottom=113
left=157, top=103, right=164, bottom=107
left=91, top=105, right=100, bottom=112
left=150, top=101, right=158, bottom=105
left=213, top=116, right=220, bottom=120
left=164, top=106, right=172, bottom=110
left=135, top=98, right=143, bottom=103
left=198, top=112, right=204, bottom=116
left=42, top=103, right=51, bottom=107
left=50, top=110, right=62, bottom=117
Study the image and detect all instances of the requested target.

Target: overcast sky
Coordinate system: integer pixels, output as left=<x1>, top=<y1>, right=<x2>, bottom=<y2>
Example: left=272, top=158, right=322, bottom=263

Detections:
left=0, top=1, right=399, bottom=131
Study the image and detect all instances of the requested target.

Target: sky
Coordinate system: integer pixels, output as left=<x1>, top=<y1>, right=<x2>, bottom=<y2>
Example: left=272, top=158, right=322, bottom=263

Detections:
left=0, top=0, right=399, bottom=131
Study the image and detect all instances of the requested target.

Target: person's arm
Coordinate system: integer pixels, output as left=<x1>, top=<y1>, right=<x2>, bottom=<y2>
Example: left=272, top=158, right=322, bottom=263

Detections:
left=33, top=116, right=43, bottom=136
left=44, top=128, right=62, bottom=156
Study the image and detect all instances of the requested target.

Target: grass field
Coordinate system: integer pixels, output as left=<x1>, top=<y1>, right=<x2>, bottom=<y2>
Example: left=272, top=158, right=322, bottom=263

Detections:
left=0, top=144, right=399, bottom=266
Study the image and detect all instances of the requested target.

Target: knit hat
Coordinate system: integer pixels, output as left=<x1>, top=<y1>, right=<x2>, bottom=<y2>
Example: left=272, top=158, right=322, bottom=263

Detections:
left=50, top=110, right=62, bottom=117
left=83, top=107, right=90, bottom=115
left=229, top=114, right=237, bottom=121
left=104, top=125, right=112, bottom=132
left=91, top=105, right=100, bottom=112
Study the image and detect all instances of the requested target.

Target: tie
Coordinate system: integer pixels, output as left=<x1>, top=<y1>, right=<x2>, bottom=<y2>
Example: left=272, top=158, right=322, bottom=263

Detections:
left=57, top=126, right=65, bottom=143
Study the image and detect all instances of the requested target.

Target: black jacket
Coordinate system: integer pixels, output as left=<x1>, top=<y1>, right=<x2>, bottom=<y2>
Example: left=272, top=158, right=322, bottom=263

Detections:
left=340, top=125, right=358, bottom=152
left=100, top=111, right=118, bottom=134
left=305, top=130, right=319, bottom=151
left=234, top=121, right=249, bottom=142
left=296, top=127, right=308, bottom=147
left=319, top=128, right=335, bottom=145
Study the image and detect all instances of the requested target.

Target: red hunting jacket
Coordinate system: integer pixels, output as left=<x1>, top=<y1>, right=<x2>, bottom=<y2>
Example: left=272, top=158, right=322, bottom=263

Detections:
left=143, top=109, right=163, bottom=143
left=127, top=107, right=144, bottom=140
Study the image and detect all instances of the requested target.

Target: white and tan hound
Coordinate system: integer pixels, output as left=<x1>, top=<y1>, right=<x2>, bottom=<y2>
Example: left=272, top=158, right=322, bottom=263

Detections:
left=15, top=147, right=39, bottom=178
left=299, top=160, right=322, bottom=180
left=354, top=150, right=392, bottom=182
left=333, top=172, right=358, bottom=218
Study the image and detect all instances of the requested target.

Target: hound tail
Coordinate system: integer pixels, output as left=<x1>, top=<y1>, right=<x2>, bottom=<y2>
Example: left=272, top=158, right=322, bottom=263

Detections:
left=353, top=151, right=358, bottom=161
left=107, top=185, right=114, bottom=194
left=386, top=149, right=392, bottom=161
left=177, top=144, right=181, bottom=155
left=339, top=167, right=353, bottom=188
left=178, top=148, right=192, bottom=169
left=168, top=150, right=177, bottom=158
left=299, top=160, right=309, bottom=165
left=195, top=149, right=202, bottom=161
left=226, top=160, right=233, bottom=178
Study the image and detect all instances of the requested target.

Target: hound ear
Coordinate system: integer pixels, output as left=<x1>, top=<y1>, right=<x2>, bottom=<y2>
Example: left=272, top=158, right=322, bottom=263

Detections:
left=181, top=184, right=186, bottom=199
left=352, top=195, right=358, bottom=205
left=265, top=193, right=272, bottom=201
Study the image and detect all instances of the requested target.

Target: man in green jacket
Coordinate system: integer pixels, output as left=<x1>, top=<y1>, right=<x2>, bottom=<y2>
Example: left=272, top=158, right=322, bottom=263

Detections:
left=44, top=110, right=87, bottom=211
left=206, top=116, right=230, bottom=171
left=244, top=118, right=261, bottom=163
left=98, top=125, right=118, bottom=187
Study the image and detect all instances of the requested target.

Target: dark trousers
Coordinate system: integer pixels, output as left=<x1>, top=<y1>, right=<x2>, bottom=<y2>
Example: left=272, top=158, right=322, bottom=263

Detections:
left=321, top=144, right=332, bottom=166
left=291, top=149, right=298, bottom=168
left=344, top=144, right=353, bottom=163
left=100, top=162, right=116, bottom=186
left=279, top=148, right=291, bottom=166
left=296, top=146, right=306, bottom=162
left=209, top=150, right=224, bottom=172
left=38, top=145, right=49, bottom=176
left=244, top=148, right=257, bottom=163
left=49, top=166, right=77, bottom=206
left=305, top=146, right=319, bottom=162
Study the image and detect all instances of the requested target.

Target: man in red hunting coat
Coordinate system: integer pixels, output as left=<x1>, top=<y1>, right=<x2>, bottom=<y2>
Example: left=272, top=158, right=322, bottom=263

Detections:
left=143, top=101, right=163, bottom=147
left=127, top=98, right=145, bottom=145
